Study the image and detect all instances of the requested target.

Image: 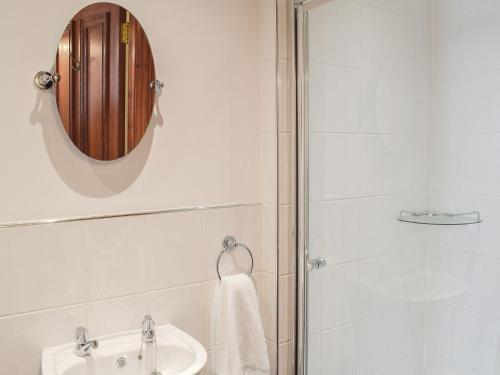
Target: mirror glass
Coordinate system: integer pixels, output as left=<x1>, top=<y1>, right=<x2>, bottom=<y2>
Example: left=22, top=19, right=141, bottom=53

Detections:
left=55, top=2, right=156, bottom=160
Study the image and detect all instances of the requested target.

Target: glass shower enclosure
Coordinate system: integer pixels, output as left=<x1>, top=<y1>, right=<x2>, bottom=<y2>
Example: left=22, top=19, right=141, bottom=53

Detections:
left=295, top=0, right=496, bottom=374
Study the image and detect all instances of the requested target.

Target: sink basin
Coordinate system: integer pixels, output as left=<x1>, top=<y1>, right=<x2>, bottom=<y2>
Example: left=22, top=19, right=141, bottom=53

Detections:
left=42, top=324, right=207, bottom=375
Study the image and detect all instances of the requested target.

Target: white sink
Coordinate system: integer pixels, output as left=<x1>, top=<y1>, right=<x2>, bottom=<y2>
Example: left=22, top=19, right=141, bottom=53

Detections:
left=42, top=324, right=207, bottom=375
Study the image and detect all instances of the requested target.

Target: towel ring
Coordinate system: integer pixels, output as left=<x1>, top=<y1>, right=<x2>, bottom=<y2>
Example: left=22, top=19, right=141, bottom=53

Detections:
left=216, top=235, right=254, bottom=281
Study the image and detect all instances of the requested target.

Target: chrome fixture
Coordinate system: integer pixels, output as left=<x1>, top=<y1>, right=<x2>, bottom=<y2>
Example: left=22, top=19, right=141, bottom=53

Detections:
left=308, top=257, right=326, bottom=271
left=216, top=235, right=254, bottom=281
left=142, top=315, right=156, bottom=343
left=138, top=315, right=162, bottom=375
left=0, top=202, right=258, bottom=229
left=116, top=357, right=127, bottom=369
left=34, top=71, right=61, bottom=90
left=74, top=327, right=98, bottom=357
left=398, top=210, right=481, bottom=225
left=296, top=3, right=309, bottom=374
left=150, top=80, right=165, bottom=95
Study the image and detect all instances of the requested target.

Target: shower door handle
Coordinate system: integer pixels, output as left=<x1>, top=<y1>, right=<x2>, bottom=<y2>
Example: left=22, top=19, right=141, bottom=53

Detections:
left=307, top=257, right=326, bottom=271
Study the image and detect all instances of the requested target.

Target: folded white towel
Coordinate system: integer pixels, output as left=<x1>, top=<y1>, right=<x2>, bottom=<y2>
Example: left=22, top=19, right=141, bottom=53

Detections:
left=211, top=273, right=270, bottom=375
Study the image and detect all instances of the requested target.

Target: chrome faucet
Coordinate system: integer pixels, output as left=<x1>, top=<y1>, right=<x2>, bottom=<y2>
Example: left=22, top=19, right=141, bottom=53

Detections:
left=141, top=315, right=155, bottom=343
left=74, top=327, right=98, bottom=357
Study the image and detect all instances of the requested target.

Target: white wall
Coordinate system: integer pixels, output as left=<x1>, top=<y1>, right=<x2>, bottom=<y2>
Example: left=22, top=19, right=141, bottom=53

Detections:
left=0, top=1, right=279, bottom=374
left=306, top=0, right=432, bottom=374
left=0, top=0, right=260, bottom=223
left=424, top=1, right=500, bottom=374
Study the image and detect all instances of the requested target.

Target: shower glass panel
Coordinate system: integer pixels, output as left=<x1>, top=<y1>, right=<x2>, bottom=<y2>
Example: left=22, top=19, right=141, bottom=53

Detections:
left=300, top=1, right=429, bottom=372
left=297, top=0, right=498, bottom=374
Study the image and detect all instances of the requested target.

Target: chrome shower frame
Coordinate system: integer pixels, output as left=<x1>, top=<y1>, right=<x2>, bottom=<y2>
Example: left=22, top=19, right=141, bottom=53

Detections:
left=294, top=0, right=335, bottom=373
left=294, top=2, right=308, bottom=374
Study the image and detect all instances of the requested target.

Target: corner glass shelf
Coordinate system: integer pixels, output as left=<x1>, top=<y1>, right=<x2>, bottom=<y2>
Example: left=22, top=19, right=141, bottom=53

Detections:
left=398, top=211, right=481, bottom=225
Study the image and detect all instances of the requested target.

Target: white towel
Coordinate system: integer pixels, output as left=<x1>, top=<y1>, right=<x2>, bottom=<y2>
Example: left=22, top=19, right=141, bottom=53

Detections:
left=211, top=273, right=270, bottom=375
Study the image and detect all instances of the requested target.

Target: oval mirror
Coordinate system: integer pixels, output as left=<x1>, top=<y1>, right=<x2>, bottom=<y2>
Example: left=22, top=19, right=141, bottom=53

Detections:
left=54, top=3, right=156, bottom=160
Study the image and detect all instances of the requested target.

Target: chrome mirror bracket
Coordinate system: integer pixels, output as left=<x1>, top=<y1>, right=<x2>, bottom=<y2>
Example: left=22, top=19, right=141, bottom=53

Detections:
left=34, top=71, right=61, bottom=90
left=150, top=80, right=165, bottom=95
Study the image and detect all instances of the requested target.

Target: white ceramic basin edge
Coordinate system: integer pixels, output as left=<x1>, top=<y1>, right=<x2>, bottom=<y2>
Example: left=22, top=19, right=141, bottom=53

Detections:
left=42, top=324, right=207, bottom=375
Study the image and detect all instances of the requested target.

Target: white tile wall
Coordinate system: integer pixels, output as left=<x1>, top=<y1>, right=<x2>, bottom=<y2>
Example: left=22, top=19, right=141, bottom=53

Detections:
left=0, top=204, right=269, bottom=375
left=323, top=1, right=362, bottom=67
left=86, top=294, right=149, bottom=337
left=462, top=6, right=500, bottom=73
left=321, top=263, right=359, bottom=328
left=278, top=341, right=295, bottom=375
left=81, top=217, right=148, bottom=301
left=462, top=71, right=500, bottom=134
left=425, top=1, right=500, bottom=375
left=279, top=274, right=294, bottom=343
left=320, top=323, right=357, bottom=375
left=452, top=310, right=500, bottom=374
left=278, top=204, right=294, bottom=275
left=260, top=271, right=278, bottom=343
left=0, top=235, right=13, bottom=317
left=8, top=223, right=87, bottom=313
left=149, top=283, right=207, bottom=346
left=309, top=134, right=363, bottom=200
left=424, top=302, right=455, bottom=360
left=361, top=71, right=395, bottom=134
left=323, top=65, right=362, bottom=133
left=146, top=211, right=204, bottom=290
left=281, top=0, right=500, bottom=373
left=0, top=316, right=19, bottom=374
left=360, top=5, right=396, bottom=72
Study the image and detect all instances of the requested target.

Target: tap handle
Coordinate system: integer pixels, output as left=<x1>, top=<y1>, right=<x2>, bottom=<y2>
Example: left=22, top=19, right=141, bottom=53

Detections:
left=142, top=315, right=155, bottom=329
left=142, top=315, right=155, bottom=340
left=75, top=327, right=89, bottom=344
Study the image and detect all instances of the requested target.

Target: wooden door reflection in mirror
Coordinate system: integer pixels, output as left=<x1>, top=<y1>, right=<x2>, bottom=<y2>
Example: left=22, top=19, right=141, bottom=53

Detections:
left=55, top=3, right=155, bottom=161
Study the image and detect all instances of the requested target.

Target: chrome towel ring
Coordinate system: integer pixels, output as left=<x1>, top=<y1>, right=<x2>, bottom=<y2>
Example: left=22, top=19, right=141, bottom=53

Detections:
left=216, top=235, right=254, bottom=281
